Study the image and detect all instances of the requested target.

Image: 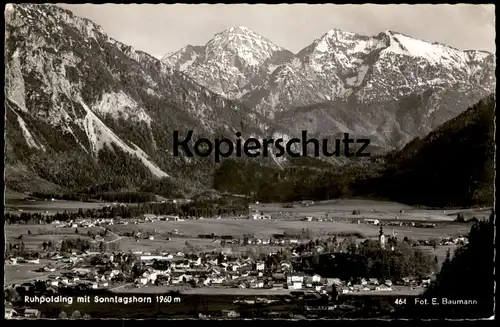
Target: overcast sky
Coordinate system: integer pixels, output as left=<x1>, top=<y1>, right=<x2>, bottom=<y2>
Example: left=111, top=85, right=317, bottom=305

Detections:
left=59, top=4, right=495, bottom=59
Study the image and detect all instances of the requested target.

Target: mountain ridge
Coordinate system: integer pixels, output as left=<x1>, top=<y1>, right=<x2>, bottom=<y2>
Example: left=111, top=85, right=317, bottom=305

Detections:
left=4, top=4, right=495, bottom=203
left=162, top=23, right=494, bottom=149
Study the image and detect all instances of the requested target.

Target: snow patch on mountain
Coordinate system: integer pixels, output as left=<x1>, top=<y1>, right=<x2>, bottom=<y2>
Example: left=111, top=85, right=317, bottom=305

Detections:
left=382, top=32, right=468, bottom=68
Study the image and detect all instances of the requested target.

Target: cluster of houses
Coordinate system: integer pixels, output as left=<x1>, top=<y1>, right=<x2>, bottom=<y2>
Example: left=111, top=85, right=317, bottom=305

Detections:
left=249, top=213, right=272, bottom=220
left=5, top=249, right=354, bottom=295
left=404, top=236, right=468, bottom=247
left=280, top=200, right=315, bottom=209
left=438, top=237, right=468, bottom=246
left=5, top=243, right=438, bottom=320
left=337, top=277, right=431, bottom=294
left=7, top=250, right=327, bottom=294
left=6, top=238, right=438, bottom=294
left=51, top=218, right=115, bottom=228
left=5, top=251, right=125, bottom=291
left=208, top=236, right=301, bottom=246
left=354, top=219, right=437, bottom=229
left=129, top=252, right=432, bottom=294
left=5, top=306, right=41, bottom=319
left=49, top=214, right=191, bottom=229
left=136, top=253, right=313, bottom=291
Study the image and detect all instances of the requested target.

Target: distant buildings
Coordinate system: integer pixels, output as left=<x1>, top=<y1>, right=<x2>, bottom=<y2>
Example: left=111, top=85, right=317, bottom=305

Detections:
left=249, top=213, right=271, bottom=220
left=221, top=310, right=240, bottom=318
left=5, top=308, right=17, bottom=319
left=364, top=219, right=380, bottom=225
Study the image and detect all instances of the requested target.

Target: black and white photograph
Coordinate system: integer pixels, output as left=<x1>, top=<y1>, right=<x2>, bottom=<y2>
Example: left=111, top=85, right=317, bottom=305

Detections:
left=4, top=3, right=495, bottom=320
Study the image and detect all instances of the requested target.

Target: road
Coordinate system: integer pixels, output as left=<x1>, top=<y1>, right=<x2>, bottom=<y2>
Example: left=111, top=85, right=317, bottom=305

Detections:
left=110, top=283, right=134, bottom=291
left=104, top=230, right=122, bottom=244
left=5, top=262, right=70, bottom=285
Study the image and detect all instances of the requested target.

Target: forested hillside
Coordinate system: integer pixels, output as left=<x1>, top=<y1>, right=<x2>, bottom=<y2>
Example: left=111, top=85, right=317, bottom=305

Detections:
left=396, top=211, right=495, bottom=318
left=214, top=95, right=495, bottom=208
left=354, top=94, right=495, bottom=207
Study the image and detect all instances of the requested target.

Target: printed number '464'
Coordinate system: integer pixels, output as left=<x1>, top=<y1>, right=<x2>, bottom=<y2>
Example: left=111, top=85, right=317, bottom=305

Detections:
left=394, top=298, right=407, bottom=305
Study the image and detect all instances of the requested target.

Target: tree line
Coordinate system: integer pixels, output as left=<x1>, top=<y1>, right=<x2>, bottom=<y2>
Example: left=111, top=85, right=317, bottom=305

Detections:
left=421, top=213, right=495, bottom=318
left=294, top=238, right=437, bottom=281
left=5, top=197, right=249, bottom=224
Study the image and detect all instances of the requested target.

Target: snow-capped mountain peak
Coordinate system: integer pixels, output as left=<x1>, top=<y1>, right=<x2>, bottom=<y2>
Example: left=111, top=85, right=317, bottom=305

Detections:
left=203, top=25, right=284, bottom=66
left=240, top=27, right=494, bottom=140
left=161, top=25, right=291, bottom=99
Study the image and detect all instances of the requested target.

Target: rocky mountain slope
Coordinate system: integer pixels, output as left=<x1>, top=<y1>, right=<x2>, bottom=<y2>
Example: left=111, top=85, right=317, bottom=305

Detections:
left=4, top=4, right=275, bottom=194
left=163, top=28, right=495, bottom=148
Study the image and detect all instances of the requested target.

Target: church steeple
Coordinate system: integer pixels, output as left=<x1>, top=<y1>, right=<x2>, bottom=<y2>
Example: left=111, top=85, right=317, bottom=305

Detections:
left=378, top=226, right=385, bottom=249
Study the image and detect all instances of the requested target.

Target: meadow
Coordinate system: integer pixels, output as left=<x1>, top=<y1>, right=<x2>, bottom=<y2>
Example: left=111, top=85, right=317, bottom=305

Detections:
left=5, top=198, right=480, bottom=255
left=5, top=224, right=116, bottom=245
left=4, top=259, right=67, bottom=285
left=108, top=218, right=472, bottom=241
left=4, top=190, right=129, bottom=214
left=250, top=199, right=491, bottom=222
left=6, top=220, right=472, bottom=255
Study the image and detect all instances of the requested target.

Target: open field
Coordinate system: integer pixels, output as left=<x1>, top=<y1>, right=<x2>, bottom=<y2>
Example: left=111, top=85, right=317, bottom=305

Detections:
left=4, top=260, right=67, bottom=285
left=5, top=225, right=103, bottom=237
left=108, top=219, right=472, bottom=240
left=251, top=199, right=492, bottom=222
left=117, top=237, right=218, bottom=252
left=6, top=234, right=93, bottom=251
left=4, top=190, right=136, bottom=214
left=109, top=219, right=380, bottom=237
left=105, top=219, right=471, bottom=252
left=5, top=196, right=491, bottom=221
left=4, top=200, right=115, bottom=214
left=5, top=198, right=481, bottom=254
left=109, top=218, right=471, bottom=252
left=6, top=219, right=472, bottom=254
left=5, top=225, right=118, bottom=250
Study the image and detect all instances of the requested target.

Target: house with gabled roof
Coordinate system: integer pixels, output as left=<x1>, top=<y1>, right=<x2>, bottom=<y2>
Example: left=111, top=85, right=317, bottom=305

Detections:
left=24, top=308, right=40, bottom=318
left=5, top=307, right=17, bottom=319
left=375, top=284, right=392, bottom=291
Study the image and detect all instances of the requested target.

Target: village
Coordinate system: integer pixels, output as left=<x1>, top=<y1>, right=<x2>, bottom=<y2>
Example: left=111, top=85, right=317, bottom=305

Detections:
left=5, top=244, right=437, bottom=319
left=5, top=220, right=465, bottom=319
left=5, top=197, right=479, bottom=319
